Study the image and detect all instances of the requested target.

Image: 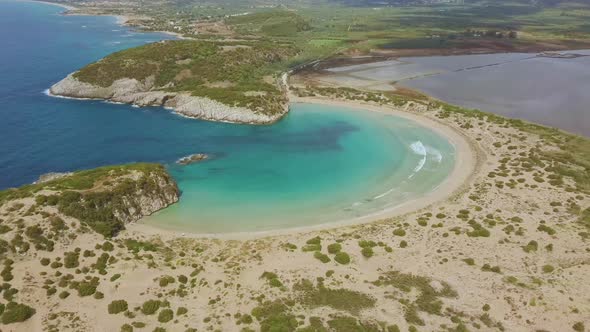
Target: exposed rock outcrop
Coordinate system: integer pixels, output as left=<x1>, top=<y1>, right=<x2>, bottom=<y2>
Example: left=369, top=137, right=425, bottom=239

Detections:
left=49, top=74, right=288, bottom=124
left=34, top=172, right=74, bottom=184
left=110, top=169, right=180, bottom=224
left=176, top=153, right=209, bottom=165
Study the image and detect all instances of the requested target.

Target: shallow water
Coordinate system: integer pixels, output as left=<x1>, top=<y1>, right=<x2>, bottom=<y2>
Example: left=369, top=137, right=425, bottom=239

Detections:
left=143, top=103, right=455, bottom=233
left=0, top=1, right=455, bottom=233
left=329, top=52, right=590, bottom=136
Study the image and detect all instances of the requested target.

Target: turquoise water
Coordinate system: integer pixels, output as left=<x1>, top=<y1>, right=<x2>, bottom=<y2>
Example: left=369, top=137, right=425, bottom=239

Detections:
left=0, top=0, right=455, bottom=233
left=144, top=103, right=455, bottom=233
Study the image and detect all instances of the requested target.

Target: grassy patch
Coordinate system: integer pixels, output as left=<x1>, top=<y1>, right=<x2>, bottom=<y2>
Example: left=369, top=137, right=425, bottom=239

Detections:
left=372, top=271, right=457, bottom=325
left=294, top=279, right=376, bottom=314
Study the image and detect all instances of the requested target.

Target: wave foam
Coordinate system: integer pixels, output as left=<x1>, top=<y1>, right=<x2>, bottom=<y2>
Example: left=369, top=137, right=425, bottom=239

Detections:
left=374, top=187, right=395, bottom=199
left=409, top=141, right=427, bottom=178
left=409, top=141, right=427, bottom=156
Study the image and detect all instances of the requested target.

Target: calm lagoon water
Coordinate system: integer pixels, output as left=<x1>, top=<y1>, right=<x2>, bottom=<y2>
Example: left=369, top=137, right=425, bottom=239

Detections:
left=330, top=52, right=590, bottom=136
left=0, top=1, right=455, bottom=233
left=403, top=52, right=590, bottom=137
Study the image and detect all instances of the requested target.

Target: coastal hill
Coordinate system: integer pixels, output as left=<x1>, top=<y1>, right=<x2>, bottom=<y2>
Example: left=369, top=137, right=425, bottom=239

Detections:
left=50, top=40, right=298, bottom=124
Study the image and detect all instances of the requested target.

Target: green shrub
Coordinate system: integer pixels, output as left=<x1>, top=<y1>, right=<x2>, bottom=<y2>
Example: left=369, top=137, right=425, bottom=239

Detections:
left=110, top=274, right=121, bottom=282
left=176, top=307, right=188, bottom=315
left=399, top=241, right=408, bottom=248
left=314, top=251, right=330, bottom=263
left=108, top=300, right=128, bottom=314
left=64, top=251, right=80, bottom=269
left=537, top=224, right=556, bottom=235
left=141, top=300, right=161, bottom=315
left=0, top=302, right=36, bottom=324
left=1, top=261, right=14, bottom=281
left=542, top=265, right=555, bottom=273
left=393, top=228, right=406, bottom=237
left=387, top=325, right=401, bottom=332
left=334, top=252, right=351, bottom=265
left=261, top=272, right=283, bottom=288
left=481, top=264, right=501, bottom=273
left=40, top=258, right=50, bottom=266
left=59, top=291, right=70, bottom=299
left=573, top=322, right=585, bottom=332
left=102, top=241, right=114, bottom=251
left=358, top=240, right=377, bottom=248
left=302, top=243, right=321, bottom=252
left=361, top=247, right=373, bottom=258
left=327, top=243, right=342, bottom=254
left=282, top=243, right=297, bottom=251
left=237, top=313, right=253, bottom=324
left=159, top=275, right=175, bottom=287
left=462, top=258, right=475, bottom=266
left=306, top=236, right=321, bottom=245
left=523, top=240, right=538, bottom=253
left=78, top=279, right=99, bottom=297
left=158, top=309, right=173, bottom=323
left=121, top=324, right=133, bottom=332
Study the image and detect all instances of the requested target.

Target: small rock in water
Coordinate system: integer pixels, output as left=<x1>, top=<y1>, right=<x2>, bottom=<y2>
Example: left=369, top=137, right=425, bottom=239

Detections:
left=176, top=153, right=209, bottom=165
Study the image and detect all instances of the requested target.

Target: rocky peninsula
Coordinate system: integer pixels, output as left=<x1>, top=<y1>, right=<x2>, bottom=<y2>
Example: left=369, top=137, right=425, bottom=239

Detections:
left=48, top=40, right=296, bottom=124
left=50, top=74, right=287, bottom=124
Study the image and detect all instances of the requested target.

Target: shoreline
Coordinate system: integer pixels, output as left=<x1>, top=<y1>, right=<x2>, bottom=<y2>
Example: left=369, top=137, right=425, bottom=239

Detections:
left=127, top=96, right=480, bottom=240
left=32, top=0, right=474, bottom=239
left=27, top=0, right=76, bottom=11
left=29, top=0, right=184, bottom=40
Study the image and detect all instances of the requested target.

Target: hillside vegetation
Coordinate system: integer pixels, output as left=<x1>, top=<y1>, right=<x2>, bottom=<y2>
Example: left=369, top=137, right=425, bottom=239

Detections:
left=73, top=40, right=299, bottom=116
left=0, top=163, right=179, bottom=237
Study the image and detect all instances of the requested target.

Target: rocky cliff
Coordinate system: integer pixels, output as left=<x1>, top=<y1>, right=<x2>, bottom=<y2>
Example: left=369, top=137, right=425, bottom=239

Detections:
left=0, top=163, right=180, bottom=237
left=49, top=74, right=289, bottom=124
left=109, top=168, right=180, bottom=225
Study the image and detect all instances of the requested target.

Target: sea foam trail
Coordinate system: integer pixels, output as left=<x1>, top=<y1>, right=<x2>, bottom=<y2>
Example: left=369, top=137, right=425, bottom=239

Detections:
left=373, top=187, right=397, bottom=199
left=426, top=146, right=443, bottom=163
left=374, top=141, right=429, bottom=200
left=409, top=141, right=427, bottom=178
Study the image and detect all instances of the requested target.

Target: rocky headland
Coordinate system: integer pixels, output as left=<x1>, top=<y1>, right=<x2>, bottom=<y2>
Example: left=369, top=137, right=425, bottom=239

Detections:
left=49, top=74, right=288, bottom=124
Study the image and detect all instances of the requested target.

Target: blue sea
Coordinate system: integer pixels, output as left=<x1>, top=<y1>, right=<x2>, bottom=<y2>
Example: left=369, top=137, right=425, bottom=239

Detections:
left=0, top=0, right=455, bottom=233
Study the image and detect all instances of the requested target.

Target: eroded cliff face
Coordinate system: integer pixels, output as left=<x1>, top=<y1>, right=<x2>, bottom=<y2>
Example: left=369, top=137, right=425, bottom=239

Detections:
left=110, top=170, right=180, bottom=224
left=49, top=74, right=289, bottom=124
left=0, top=163, right=180, bottom=237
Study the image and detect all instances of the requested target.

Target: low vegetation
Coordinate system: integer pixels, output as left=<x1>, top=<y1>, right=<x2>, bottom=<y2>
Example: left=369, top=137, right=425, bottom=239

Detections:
left=73, top=40, right=298, bottom=116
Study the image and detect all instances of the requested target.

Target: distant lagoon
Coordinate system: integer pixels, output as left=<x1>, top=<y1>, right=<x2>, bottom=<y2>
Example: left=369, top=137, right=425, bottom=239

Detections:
left=328, top=51, right=590, bottom=136
left=0, top=0, right=455, bottom=233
